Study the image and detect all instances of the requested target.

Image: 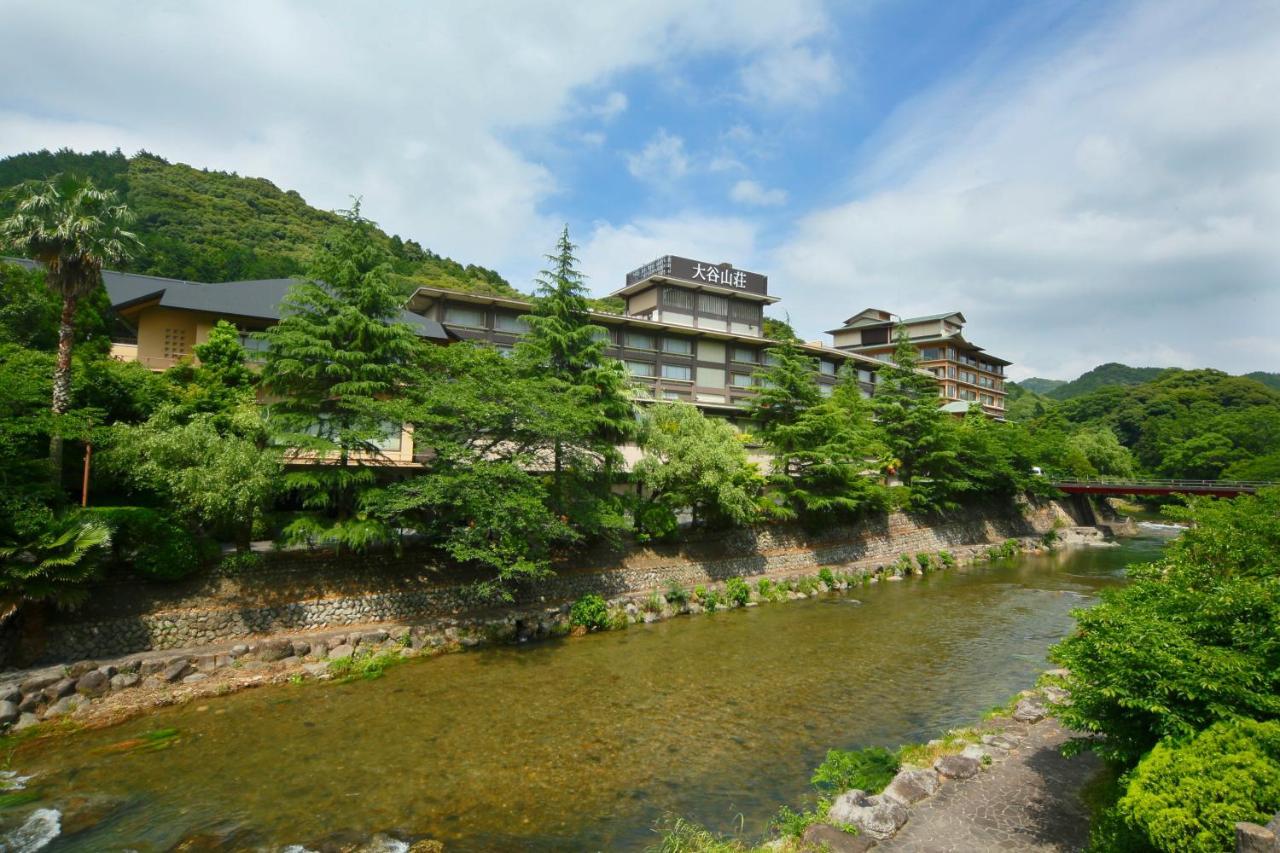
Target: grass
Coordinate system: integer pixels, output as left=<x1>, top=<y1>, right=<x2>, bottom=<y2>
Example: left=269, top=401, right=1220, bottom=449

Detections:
left=326, top=649, right=403, bottom=682
left=897, top=727, right=982, bottom=768
left=648, top=816, right=764, bottom=852
left=982, top=693, right=1022, bottom=721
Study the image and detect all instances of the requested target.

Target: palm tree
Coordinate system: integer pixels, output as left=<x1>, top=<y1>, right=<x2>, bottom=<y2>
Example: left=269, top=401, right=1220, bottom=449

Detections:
left=0, top=515, right=111, bottom=610
left=0, top=174, right=141, bottom=479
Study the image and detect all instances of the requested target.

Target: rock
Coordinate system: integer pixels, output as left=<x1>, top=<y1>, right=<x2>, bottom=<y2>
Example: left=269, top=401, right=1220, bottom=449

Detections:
left=407, top=841, right=445, bottom=853
left=193, top=654, right=218, bottom=671
left=308, top=640, right=328, bottom=658
left=800, top=823, right=875, bottom=852
left=1043, top=667, right=1070, bottom=679
left=361, top=629, right=389, bottom=645
left=19, top=673, right=61, bottom=694
left=256, top=638, right=293, bottom=662
left=981, top=733, right=1019, bottom=750
left=162, top=660, right=191, bottom=683
left=0, top=700, right=18, bottom=725
left=43, top=677, right=77, bottom=701
left=13, top=712, right=40, bottom=731
left=962, top=743, right=1000, bottom=764
left=230, top=644, right=248, bottom=657
left=328, top=644, right=355, bottom=661
left=1013, top=697, right=1048, bottom=723
left=18, top=693, right=42, bottom=713
left=291, top=641, right=311, bottom=658
left=934, top=754, right=981, bottom=780
left=182, top=673, right=210, bottom=684
left=110, top=672, right=141, bottom=691
left=0, top=686, right=20, bottom=704
left=44, top=695, right=81, bottom=717
left=1041, top=684, right=1070, bottom=705
left=96, top=665, right=118, bottom=679
left=75, top=670, right=110, bottom=698
left=881, top=767, right=941, bottom=806
left=827, top=790, right=908, bottom=840
left=1236, top=821, right=1278, bottom=853
left=302, top=662, right=330, bottom=677
left=140, top=658, right=168, bottom=676
left=65, top=660, right=98, bottom=678
left=278, top=656, right=301, bottom=668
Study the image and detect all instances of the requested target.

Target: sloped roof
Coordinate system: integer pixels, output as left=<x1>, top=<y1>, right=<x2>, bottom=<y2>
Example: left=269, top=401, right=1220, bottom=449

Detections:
left=2, top=257, right=450, bottom=340
left=827, top=309, right=965, bottom=335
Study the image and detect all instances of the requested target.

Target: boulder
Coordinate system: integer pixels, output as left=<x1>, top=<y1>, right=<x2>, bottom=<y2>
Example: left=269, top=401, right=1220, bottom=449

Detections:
left=327, top=644, right=355, bottom=661
left=44, top=695, right=81, bottom=718
left=18, top=693, right=42, bottom=713
left=230, top=644, right=248, bottom=657
left=934, top=754, right=981, bottom=780
left=291, top=641, right=311, bottom=658
left=962, top=743, right=999, bottom=764
left=302, top=662, right=330, bottom=678
left=75, top=670, right=110, bottom=698
left=361, top=629, right=389, bottom=645
left=96, top=665, right=118, bottom=679
left=19, top=673, right=61, bottom=694
left=256, top=638, right=293, bottom=662
left=1041, top=684, right=1070, bottom=705
left=13, top=712, right=40, bottom=731
left=1, top=686, right=23, bottom=704
left=800, top=823, right=875, bottom=852
left=65, top=660, right=98, bottom=678
left=110, top=672, right=141, bottom=691
left=1013, top=697, right=1048, bottom=723
left=193, top=654, right=219, bottom=671
left=162, top=660, right=191, bottom=683
left=0, top=700, right=18, bottom=725
left=140, top=658, right=168, bottom=676
left=981, top=733, right=1019, bottom=751
left=43, top=677, right=77, bottom=701
left=881, top=767, right=941, bottom=806
left=182, top=673, right=210, bottom=684
left=308, top=640, right=328, bottom=659
left=827, top=790, right=908, bottom=840
left=1235, top=821, right=1277, bottom=853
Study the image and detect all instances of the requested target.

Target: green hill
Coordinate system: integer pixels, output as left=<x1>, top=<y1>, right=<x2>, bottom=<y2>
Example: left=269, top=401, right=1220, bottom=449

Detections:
left=1244, top=372, right=1280, bottom=392
left=0, top=148, right=523, bottom=299
left=1046, top=363, right=1171, bottom=400
left=1018, top=377, right=1066, bottom=395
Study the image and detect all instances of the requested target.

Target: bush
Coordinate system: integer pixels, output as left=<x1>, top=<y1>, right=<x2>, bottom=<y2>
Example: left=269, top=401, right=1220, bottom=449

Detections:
left=810, top=746, right=900, bottom=795
left=643, top=591, right=664, bottom=613
left=724, top=576, right=750, bottom=606
left=570, top=593, right=610, bottom=631
left=894, top=553, right=914, bottom=576
left=915, top=553, right=932, bottom=571
left=327, top=649, right=402, bottom=681
left=938, top=550, right=955, bottom=568
left=796, top=576, right=818, bottom=595
left=218, top=550, right=265, bottom=573
left=665, top=581, right=689, bottom=607
left=756, top=578, right=773, bottom=597
left=818, top=567, right=836, bottom=587
left=698, top=587, right=723, bottom=612
left=87, top=505, right=202, bottom=580
left=635, top=501, right=679, bottom=542
left=1117, top=718, right=1280, bottom=853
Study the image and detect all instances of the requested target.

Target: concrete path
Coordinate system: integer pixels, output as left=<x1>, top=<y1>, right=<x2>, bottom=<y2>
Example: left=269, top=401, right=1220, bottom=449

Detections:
left=876, top=721, right=1102, bottom=853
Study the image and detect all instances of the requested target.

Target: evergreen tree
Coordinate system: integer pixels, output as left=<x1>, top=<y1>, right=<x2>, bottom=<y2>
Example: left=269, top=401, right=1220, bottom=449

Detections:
left=163, top=319, right=259, bottom=435
left=515, top=226, right=632, bottom=530
left=745, top=339, right=822, bottom=444
left=258, top=205, right=423, bottom=550
left=871, top=327, right=958, bottom=500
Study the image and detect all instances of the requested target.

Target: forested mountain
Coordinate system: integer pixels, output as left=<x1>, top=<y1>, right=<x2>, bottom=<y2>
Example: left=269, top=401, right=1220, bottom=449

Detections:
left=1244, top=371, right=1280, bottom=391
left=0, top=148, right=522, bottom=298
left=1017, top=377, right=1065, bottom=395
left=1042, top=362, right=1170, bottom=399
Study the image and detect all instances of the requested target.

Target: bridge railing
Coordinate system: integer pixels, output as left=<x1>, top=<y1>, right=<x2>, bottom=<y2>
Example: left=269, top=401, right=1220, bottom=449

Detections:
left=1049, top=476, right=1277, bottom=490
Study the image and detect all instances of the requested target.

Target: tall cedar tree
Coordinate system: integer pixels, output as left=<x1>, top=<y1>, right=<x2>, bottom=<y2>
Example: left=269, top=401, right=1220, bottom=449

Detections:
left=0, top=174, right=140, bottom=480
left=871, top=327, right=958, bottom=489
left=516, top=226, right=632, bottom=519
left=258, top=205, right=422, bottom=551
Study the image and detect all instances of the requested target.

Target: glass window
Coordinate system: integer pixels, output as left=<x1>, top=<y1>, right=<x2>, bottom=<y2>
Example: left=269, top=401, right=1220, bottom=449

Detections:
left=662, top=337, right=693, bottom=355
left=921, top=347, right=943, bottom=361
left=661, top=363, right=692, bottom=381
left=625, top=331, right=657, bottom=350
left=764, top=352, right=779, bottom=366
left=819, top=360, right=836, bottom=375
left=697, top=293, right=728, bottom=314
left=730, top=373, right=755, bottom=388
left=663, top=287, right=695, bottom=310
left=731, top=346, right=758, bottom=364
left=660, top=390, right=685, bottom=401
left=819, top=384, right=834, bottom=397
left=494, top=312, right=525, bottom=333
left=444, top=304, right=485, bottom=328
left=625, top=360, right=654, bottom=377
left=729, top=301, right=760, bottom=322
left=695, top=392, right=726, bottom=403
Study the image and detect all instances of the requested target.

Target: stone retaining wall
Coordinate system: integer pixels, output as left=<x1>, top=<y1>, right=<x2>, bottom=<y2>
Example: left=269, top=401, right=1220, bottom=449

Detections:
left=29, top=499, right=1078, bottom=665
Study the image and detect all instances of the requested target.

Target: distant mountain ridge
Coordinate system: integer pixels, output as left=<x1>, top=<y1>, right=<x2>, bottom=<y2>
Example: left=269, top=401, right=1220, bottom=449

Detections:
left=0, top=147, right=524, bottom=299
left=1018, top=377, right=1066, bottom=395
left=1017, top=363, right=1279, bottom=404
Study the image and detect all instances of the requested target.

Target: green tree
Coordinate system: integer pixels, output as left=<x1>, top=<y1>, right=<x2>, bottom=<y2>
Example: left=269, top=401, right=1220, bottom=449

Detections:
left=258, top=204, right=423, bottom=550
left=871, top=328, right=958, bottom=502
left=1051, top=489, right=1280, bottom=765
left=0, top=513, right=111, bottom=609
left=745, top=339, right=822, bottom=442
left=1062, top=426, right=1137, bottom=478
left=515, top=226, right=632, bottom=533
left=164, top=319, right=259, bottom=434
left=634, top=402, right=763, bottom=531
left=0, top=174, right=140, bottom=479
left=763, top=315, right=800, bottom=342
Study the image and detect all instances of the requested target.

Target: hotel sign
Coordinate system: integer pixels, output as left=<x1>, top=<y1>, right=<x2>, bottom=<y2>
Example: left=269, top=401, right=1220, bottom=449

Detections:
left=665, top=256, right=768, bottom=296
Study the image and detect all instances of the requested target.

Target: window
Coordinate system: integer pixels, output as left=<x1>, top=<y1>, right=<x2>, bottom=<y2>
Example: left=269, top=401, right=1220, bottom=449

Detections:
left=921, top=347, right=943, bottom=361
left=661, top=390, right=685, bottom=401
left=696, top=366, right=726, bottom=387
left=661, top=363, right=692, bottom=381
left=163, top=328, right=189, bottom=359
left=731, top=373, right=755, bottom=388
left=819, top=384, right=834, bottom=397
left=947, top=366, right=957, bottom=379
left=729, top=301, right=760, bottom=322
left=444, top=304, right=485, bottom=328
left=624, top=331, right=657, bottom=350
left=819, top=360, right=836, bottom=376
left=861, top=327, right=889, bottom=346
left=764, top=351, right=779, bottom=366
left=625, top=360, right=655, bottom=378
left=731, top=346, right=758, bottom=364
left=697, top=293, right=728, bottom=315
left=494, top=312, right=526, bottom=333
left=663, top=287, right=695, bottom=310
left=662, top=337, right=693, bottom=355
left=238, top=333, right=270, bottom=362
left=696, top=392, right=726, bottom=404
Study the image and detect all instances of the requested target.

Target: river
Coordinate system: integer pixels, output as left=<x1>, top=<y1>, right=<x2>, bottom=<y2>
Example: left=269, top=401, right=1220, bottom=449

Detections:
left=4, top=529, right=1171, bottom=851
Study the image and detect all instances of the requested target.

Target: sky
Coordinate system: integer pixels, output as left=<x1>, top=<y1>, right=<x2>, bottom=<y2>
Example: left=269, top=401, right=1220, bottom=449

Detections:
left=2, top=0, right=1278, bottom=380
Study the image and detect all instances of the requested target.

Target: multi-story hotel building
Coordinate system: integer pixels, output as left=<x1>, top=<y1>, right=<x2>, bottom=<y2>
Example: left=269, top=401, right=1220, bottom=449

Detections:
left=827, top=308, right=1009, bottom=417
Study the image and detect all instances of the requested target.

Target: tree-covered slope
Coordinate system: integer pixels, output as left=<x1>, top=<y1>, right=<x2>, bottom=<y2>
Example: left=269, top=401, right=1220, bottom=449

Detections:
left=1018, top=377, right=1066, bottom=395
left=1046, top=362, right=1171, bottom=400
left=1244, top=371, right=1280, bottom=391
left=0, top=148, right=523, bottom=298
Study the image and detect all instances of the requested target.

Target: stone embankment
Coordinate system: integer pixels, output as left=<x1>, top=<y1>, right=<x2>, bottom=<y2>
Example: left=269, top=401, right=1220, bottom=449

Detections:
left=795, top=675, right=1100, bottom=853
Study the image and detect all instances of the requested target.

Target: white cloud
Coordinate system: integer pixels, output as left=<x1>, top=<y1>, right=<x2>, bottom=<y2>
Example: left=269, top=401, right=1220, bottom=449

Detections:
left=730, top=179, right=787, bottom=206
left=772, top=0, right=1280, bottom=378
left=626, top=130, right=689, bottom=183
left=579, top=214, right=760, bottom=295
left=740, top=45, right=841, bottom=108
left=591, top=91, right=629, bottom=121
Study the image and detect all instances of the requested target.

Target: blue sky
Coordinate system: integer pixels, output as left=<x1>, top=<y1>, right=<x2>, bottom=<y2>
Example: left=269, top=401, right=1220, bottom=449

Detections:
left=3, top=0, right=1278, bottom=379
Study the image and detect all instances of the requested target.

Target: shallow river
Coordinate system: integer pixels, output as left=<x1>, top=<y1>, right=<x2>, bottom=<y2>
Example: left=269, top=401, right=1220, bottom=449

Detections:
left=6, top=530, right=1170, bottom=851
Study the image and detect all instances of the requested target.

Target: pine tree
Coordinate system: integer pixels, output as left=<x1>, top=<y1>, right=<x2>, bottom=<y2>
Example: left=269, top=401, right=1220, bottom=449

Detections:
left=258, top=204, right=423, bottom=550
left=871, top=327, right=958, bottom=501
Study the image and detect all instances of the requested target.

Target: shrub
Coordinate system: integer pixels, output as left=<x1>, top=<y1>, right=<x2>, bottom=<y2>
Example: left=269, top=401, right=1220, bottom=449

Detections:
left=650, top=816, right=752, bottom=852
left=569, top=593, right=610, bottom=631
left=756, top=578, right=773, bottom=597
left=915, top=552, right=932, bottom=571
left=810, top=746, right=900, bottom=795
left=771, top=804, right=830, bottom=839
left=724, top=576, right=750, bottom=606
left=87, top=505, right=203, bottom=580
left=894, top=553, right=914, bottom=576
left=796, top=576, right=818, bottom=595
left=327, top=649, right=402, bottom=681
left=818, top=567, right=836, bottom=587
left=700, top=587, right=723, bottom=612
left=643, top=591, right=665, bottom=613
left=218, top=550, right=265, bottom=574
left=938, top=550, right=955, bottom=568
left=635, top=501, right=679, bottom=542
left=1041, top=529, right=1060, bottom=548
left=1118, top=718, right=1280, bottom=853
left=665, top=581, right=689, bottom=607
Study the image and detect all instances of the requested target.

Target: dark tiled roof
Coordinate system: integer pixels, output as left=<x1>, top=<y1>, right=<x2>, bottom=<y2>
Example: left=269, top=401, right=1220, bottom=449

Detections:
left=2, top=258, right=450, bottom=341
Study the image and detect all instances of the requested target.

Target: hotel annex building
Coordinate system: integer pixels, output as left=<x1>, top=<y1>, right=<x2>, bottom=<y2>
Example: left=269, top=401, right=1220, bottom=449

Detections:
left=5, top=254, right=1010, bottom=435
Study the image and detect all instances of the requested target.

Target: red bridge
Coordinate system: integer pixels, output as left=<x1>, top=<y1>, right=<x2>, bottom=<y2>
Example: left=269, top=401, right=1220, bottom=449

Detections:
left=1051, top=478, right=1275, bottom=498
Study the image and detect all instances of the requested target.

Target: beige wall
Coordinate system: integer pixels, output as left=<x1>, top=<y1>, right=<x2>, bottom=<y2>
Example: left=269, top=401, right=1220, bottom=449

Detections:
left=134, top=307, right=225, bottom=371
left=627, top=288, right=659, bottom=314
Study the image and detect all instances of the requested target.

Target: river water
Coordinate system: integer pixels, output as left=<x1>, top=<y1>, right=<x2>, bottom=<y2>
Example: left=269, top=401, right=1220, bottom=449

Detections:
left=5, top=530, right=1170, bottom=851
